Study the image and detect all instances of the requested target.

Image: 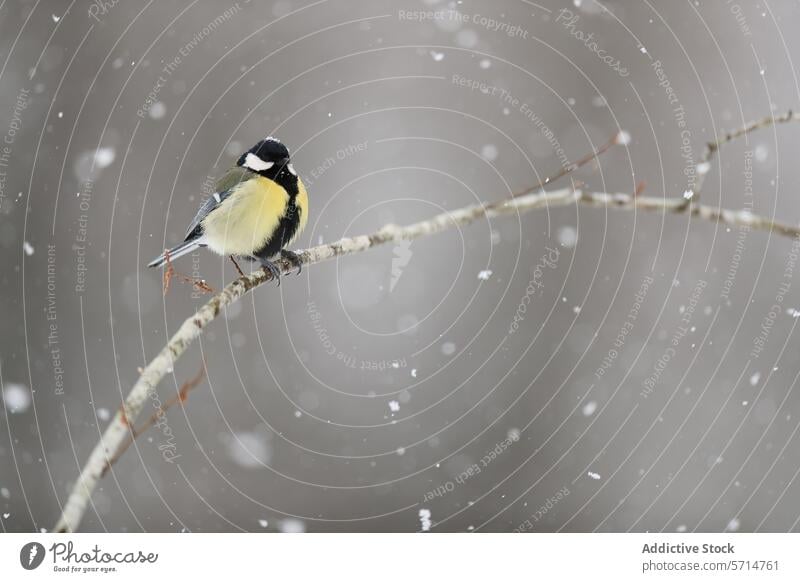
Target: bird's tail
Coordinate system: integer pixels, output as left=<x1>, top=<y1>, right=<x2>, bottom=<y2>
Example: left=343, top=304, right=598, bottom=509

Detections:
left=147, top=239, right=201, bottom=268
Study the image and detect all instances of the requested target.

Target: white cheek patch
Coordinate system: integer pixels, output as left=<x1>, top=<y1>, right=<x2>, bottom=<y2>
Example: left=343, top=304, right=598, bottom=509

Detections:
left=287, top=163, right=297, bottom=176
left=244, top=152, right=274, bottom=172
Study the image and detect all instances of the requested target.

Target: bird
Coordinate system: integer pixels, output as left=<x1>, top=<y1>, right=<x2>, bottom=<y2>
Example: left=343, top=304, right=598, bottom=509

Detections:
left=147, top=137, right=308, bottom=283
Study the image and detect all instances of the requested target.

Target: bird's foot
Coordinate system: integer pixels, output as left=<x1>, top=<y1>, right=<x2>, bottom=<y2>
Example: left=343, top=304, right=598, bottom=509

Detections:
left=280, top=249, right=303, bottom=275
left=259, top=259, right=282, bottom=286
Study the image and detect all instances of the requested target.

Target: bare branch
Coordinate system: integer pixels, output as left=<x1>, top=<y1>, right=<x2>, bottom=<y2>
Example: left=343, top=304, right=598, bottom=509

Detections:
left=53, top=114, right=800, bottom=532
left=695, top=110, right=800, bottom=195
left=508, top=130, right=630, bottom=199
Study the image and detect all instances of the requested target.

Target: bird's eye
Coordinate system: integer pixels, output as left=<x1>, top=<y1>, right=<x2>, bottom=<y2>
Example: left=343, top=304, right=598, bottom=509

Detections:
left=287, top=163, right=297, bottom=176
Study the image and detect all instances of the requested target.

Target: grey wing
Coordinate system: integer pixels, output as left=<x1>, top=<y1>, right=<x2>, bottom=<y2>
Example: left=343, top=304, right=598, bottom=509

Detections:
left=184, top=190, right=230, bottom=241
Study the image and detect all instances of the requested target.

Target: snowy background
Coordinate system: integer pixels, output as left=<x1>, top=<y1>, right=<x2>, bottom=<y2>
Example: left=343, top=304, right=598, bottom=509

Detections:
left=2, top=0, right=800, bottom=532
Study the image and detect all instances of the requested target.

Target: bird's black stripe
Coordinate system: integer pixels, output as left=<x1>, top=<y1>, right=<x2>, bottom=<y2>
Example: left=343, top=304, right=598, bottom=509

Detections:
left=253, top=177, right=301, bottom=260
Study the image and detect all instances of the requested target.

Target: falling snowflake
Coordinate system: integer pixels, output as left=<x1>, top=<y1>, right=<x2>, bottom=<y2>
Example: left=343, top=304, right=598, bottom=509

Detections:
left=389, top=400, right=400, bottom=412
left=588, top=471, right=601, bottom=480
left=2, top=383, right=31, bottom=413
left=149, top=101, right=167, bottom=120
left=481, top=144, right=498, bottom=161
left=94, top=147, right=116, bottom=168
left=478, top=269, right=492, bottom=281
left=419, top=508, right=432, bottom=531
left=279, top=518, right=305, bottom=533
left=226, top=431, right=271, bottom=468
left=558, top=226, right=577, bottom=248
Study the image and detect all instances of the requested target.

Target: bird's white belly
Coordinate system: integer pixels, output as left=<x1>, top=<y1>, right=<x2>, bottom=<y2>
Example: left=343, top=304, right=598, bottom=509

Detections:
left=202, top=177, right=286, bottom=256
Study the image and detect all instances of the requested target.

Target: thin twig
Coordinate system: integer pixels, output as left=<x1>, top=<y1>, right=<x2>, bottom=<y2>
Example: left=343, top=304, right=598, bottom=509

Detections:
left=162, top=249, right=215, bottom=295
left=230, top=255, right=245, bottom=277
left=100, top=363, right=206, bottom=478
left=695, top=110, right=800, bottom=195
left=504, top=130, right=630, bottom=203
left=482, top=131, right=628, bottom=216
left=162, top=249, right=174, bottom=296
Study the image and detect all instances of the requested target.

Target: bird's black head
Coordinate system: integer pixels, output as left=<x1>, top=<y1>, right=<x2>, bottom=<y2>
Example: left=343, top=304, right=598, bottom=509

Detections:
left=237, top=137, right=295, bottom=178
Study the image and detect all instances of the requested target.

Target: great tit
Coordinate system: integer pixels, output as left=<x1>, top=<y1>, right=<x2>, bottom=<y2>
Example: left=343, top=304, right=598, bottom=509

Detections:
left=147, top=137, right=308, bottom=281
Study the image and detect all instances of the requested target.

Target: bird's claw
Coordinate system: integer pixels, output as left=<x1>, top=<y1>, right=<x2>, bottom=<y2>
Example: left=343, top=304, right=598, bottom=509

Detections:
left=281, top=249, right=303, bottom=275
left=260, top=260, right=282, bottom=286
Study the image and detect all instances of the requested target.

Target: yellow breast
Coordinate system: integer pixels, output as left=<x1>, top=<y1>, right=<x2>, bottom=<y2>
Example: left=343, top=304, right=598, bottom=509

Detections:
left=202, top=176, right=288, bottom=256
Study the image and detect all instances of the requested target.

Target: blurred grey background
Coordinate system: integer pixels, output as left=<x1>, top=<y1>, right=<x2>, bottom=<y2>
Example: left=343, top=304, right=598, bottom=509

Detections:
left=2, top=0, right=800, bottom=532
